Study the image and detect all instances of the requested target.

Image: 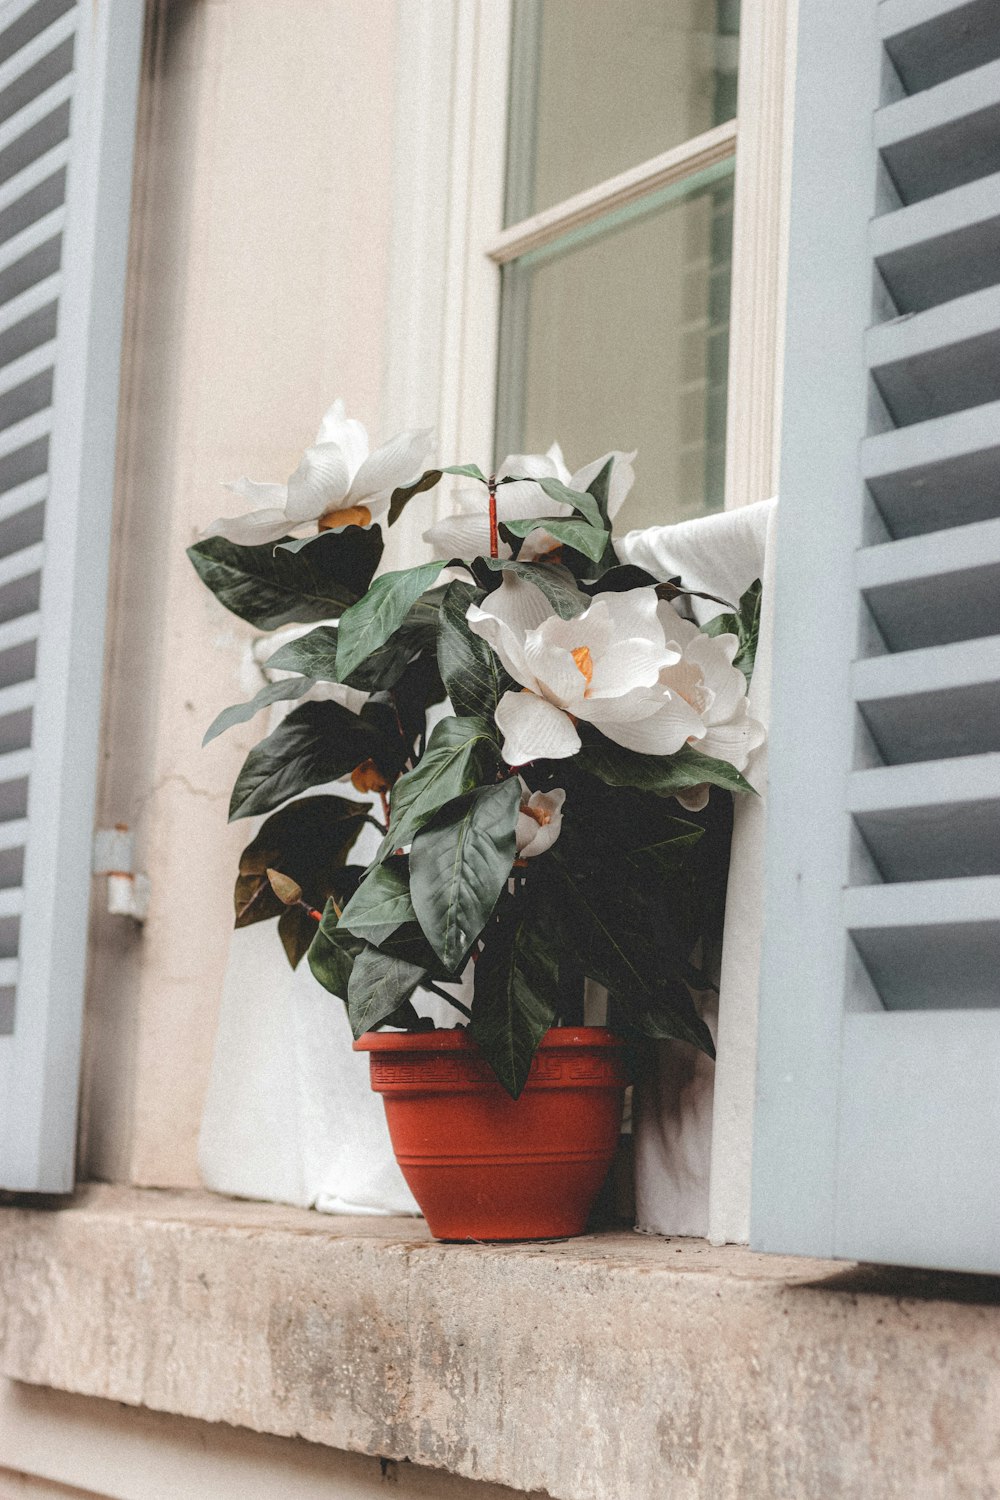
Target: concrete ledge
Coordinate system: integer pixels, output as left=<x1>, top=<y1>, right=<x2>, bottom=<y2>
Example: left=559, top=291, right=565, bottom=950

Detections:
left=1, top=1187, right=999, bottom=1499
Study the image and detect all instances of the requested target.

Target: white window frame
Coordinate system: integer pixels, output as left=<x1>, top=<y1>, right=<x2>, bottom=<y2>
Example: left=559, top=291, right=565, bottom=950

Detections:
left=384, top=0, right=794, bottom=1239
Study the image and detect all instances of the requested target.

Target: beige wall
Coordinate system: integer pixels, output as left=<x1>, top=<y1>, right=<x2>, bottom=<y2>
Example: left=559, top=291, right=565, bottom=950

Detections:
left=80, top=0, right=399, bottom=1188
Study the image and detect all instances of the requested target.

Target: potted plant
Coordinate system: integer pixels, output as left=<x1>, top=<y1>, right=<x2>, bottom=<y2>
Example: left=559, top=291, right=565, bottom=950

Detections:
left=189, top=400, right=764, bottom=1241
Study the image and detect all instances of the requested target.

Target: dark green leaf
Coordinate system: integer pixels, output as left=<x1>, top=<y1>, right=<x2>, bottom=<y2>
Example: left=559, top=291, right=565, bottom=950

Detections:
left=575, top=734, right=757, bottom=798
left=347, top=945, right=426, bottom=1038
left=703, top=579, right=762, bottom=684
left=536, top=476, right=604, bottom=530
left=622, top=980, right=717, bottom=1059
left=626, top=825, right=706, bottom=878
left=187, top=527, right=383, bottom=629
left=229, top=701, right=387, bottom=821
left=502, top=515, right=609, bottom=565
left=335, top=560, right=447, bottom=682
left=338, top=858, right=415, bottom=947
left=437, top=580, right=515, bottom=720
left=308, top=899, right=365, bottom=998
left=471, top=899, right=559, bottom=1097
left=387, top=464, right=487, bottom=528
left=203, top=676, right=316, bottom=746
left=234, top=794, right=368, bottom=926
left=581, top=563, right=659, bottom=596
left=379, top=715, right=502, bottom=856
left=410, top=778, right=520, bottom=971
left=585, top=457, right=615, bottom=526
left=265, top=627, right=339, bottom=681
left=278, top=905, right=318, bottom=969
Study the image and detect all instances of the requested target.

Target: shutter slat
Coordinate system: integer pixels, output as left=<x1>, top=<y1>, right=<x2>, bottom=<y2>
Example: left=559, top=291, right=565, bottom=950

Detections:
left=0, top=334, right=54, bottom=398
left=0, top=136, right=66, bottom=219
left=0, top=267, right=57, bottom=337
left=881, top=0, right=1000, bottom=94
left=862, top=397, right=1000, bottom=536
left=0, top=405, right=47, bottom=458
left=857, top=514, right=1000, bottom=649
left=0, top=66, right=71, bottom=162
left=867, top=284, right=1000, bottom=426
left=853, top=636, right=1000, bottom=764
left=0, top=8, right=74, bottom=98
left=0, top=199, right=60, bottom=278
left=0, top=537, right=41, bottom=587
left=0, top=956, right=16, bottom=986
left=872, top=168, right=1000, bottom=313
left=0, top=815, right=27, bottom=849
left=849, top=753, right=1000, bottom=883
left=875, top=57, right=1000, bottom=204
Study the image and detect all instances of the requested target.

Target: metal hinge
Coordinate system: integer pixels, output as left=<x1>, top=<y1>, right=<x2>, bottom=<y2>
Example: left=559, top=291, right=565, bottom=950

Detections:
left=93, top=824, right=150, bottom=922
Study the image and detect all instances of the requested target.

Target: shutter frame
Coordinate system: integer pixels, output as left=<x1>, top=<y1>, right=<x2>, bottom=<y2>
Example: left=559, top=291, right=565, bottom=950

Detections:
left=0, top=0, right=144, bottom=1191
left=752, top=0, right=1000, bottom=1271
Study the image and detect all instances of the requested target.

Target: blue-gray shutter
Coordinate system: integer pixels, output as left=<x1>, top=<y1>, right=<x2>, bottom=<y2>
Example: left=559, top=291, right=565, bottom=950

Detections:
left=0, top=0, right=143, bottom=1191
left=751, top=0, right=1000, bottom=1273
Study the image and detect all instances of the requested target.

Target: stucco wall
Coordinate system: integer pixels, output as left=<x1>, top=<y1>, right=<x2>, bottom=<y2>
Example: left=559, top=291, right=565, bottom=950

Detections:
left=80, top=0, right=399, bottom=1190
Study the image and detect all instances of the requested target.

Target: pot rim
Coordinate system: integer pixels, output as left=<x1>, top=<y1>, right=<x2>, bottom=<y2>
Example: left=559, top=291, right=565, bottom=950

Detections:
left=353, top=1025, right=622, bottom=1054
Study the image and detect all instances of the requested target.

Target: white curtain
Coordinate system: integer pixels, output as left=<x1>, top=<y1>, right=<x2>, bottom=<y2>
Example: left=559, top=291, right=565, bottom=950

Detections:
left=616, top=497, right=777, bottom=1242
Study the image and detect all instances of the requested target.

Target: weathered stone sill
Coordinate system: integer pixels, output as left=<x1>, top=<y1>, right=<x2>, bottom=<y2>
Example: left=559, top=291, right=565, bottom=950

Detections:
left=0, top=1185, right=998, bottom=1499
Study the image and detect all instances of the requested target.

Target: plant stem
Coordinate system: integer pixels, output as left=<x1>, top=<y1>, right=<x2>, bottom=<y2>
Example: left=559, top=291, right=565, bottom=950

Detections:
left=422, top=979, right=473, bottom=1021
left=488, top=473, right=499, bottom=559
left=365, top=814, right=388, bottom=835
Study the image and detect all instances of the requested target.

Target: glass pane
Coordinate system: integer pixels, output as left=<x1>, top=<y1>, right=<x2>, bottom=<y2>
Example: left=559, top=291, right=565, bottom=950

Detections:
left=505, top=0, right=740, bottom=223
left=496, top=165, right=734, bottom=534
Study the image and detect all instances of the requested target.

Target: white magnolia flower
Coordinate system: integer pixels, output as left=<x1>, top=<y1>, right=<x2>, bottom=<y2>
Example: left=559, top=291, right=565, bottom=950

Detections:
left=656, top=601, right=766, bottom=810
left=516, top=783, right=566, bottom=858
left=423, top=441, right=636, bottom=560
left=466, top=573, right=698, bottom=765
left=203, top=399, right=433, bottom=547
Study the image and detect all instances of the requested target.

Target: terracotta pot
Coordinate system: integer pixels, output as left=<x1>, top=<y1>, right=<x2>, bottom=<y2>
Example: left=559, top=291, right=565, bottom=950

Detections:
left=354, top=1026, right=628, bottom=1241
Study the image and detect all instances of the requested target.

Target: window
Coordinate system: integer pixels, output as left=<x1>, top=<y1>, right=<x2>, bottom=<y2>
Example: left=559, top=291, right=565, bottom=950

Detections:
left=494, top=0, right=739, bottom=530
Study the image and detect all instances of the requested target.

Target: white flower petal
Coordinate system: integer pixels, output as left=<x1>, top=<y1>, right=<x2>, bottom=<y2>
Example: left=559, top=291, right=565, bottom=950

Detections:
left=521, top=635, right=586, bottom=709
left=314, top=399, right=369, bottom=475
left=496, top=450, right=562, bottom=483
left=587, top=638, right=667, bottom=698
left=478, top=571, right=574, bottom=635
left=516, top=787, right=566, bottom=857
left=656, top=599, right=701, bottom=646
left=285, top=442, right=352, bottom=523
left=674, top=783, right=710, bottom=813
left=201, top=508, right=294, bottom=546
left=495, top=690, right=581, bottom=764
left=224, top=477, right=289, bottom=509
left=424, top=512, right=509, bottom=560
left=346, top=427, right=434, bottom=505
left=465, top=607, right=534, bottom=686
left=698, top=712, right=766, bottom=771
left=495, top=478, right=573, bottom=521
left=599, top=693, right=706, bottom=755
left=570, top=449, right=636, bottom=519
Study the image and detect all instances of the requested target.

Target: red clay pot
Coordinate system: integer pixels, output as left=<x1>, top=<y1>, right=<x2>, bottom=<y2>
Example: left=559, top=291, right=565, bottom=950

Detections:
left=354, top=1026, right=628, bottom=1241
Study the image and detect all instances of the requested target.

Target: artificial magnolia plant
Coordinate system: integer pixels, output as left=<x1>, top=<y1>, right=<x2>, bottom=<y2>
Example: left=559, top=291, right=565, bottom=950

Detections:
left=189, top=401, right=764, bottom=1096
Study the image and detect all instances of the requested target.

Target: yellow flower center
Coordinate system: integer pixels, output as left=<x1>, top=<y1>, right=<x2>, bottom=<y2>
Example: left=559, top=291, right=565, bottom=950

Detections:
left=319, top=504, right=372, bottom=531
left=521, top=802, right=552, bottom=827
left=571, top=645, right=594, bottom=686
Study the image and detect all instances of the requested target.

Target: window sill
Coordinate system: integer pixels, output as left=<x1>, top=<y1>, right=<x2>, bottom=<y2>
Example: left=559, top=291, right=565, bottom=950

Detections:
left=0, top=1186, right=998, bottom=1499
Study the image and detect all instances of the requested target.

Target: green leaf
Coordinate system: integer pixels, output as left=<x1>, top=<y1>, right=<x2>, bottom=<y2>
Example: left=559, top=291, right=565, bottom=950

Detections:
left=585, top=457, right=615, bottom=526
left=536, top=476, right=604, bottom=531
left=410, top=778, right=520, bottom=971
left=387, top=464, right=487, bottom=527
left=502, top=515, right=610, bottom=565
left=203, top=676, right=317, bottom=746
left=582, top=563, right=659, bottom=596
left=347, top=945, right=426, bottom=1038
left=575, top=734, right=757, bottom=798
left=278, top=905, right=317, bottom=970
left=308, top=899, right=365, bottom=998
left=338, top=858, right=415, bottom=947
left=234, top=794, right=369, bottom=927
left=378, top=715, right=502, bottom=856
left=471, top=900, right=559, bottom=1098
left=187, top=527, right=383, bottom=629
left=265, top=627, right=339, bottom=681
left=621, top=981, right=717, bottom=1059
left=703, top=578, right=762, bottom=684
left=229, top=701, right=386, bottom=821
left=437, top=580, right=515, bottom=720
left=626, top=825, right=706, bottom=878
left=335, top=560, right=447, bottom=682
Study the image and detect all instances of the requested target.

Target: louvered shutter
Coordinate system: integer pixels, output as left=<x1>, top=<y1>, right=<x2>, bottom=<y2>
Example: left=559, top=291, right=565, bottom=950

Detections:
left=751, top=0, right=1000, bottom=1273
left=0, top=0, right=142, bottom=1191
